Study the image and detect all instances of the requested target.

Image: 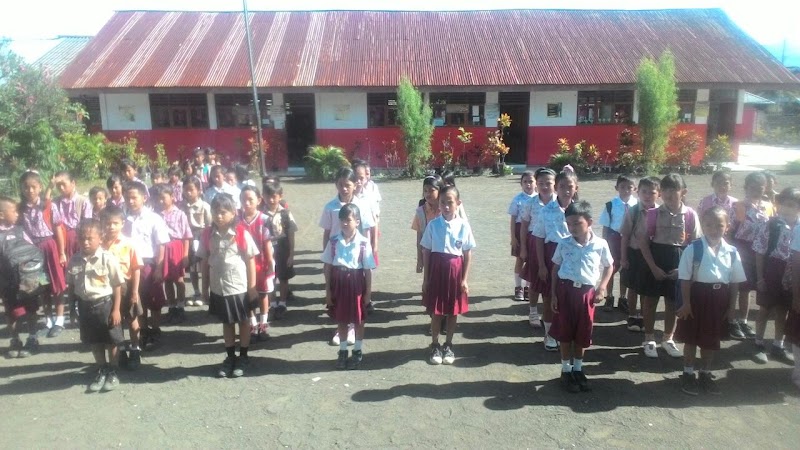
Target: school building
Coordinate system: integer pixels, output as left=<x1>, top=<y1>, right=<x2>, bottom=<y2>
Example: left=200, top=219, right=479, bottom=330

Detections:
left=53, top=9, right=799, bottom=170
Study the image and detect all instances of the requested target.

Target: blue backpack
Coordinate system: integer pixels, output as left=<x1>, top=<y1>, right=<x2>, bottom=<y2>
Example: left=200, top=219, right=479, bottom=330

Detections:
left=674, top=239, right=704, bottom=310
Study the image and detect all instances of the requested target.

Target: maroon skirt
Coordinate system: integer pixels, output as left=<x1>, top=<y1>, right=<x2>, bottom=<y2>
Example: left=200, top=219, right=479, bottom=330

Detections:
left=550, top=280, right=596, bottom=348
left=520, top=233, right=539, bottom=283
left=424, top=252, right=468, bottom=316
left=64, top=227, right=79, bottom=261
left=511, top=223, right=522, bottom=257
left=605, top=229, right=622, bottom=274
left=675, top=282, right=730, bottom=350
left=162, top=239, right=186, bottom=282
left=785, top=310, right=800, bottom=346
left=732, top=238, right=756, bottom=292
left=254, top=252, right=275, bottom=293
left=328, top=266, right=367, bottom=324
left=140, top=263, right=166, bottom=311
left=35, top=236, right=66, bottom=296
left=530, top=241, right=557, bottom=296
left=756, top=257, right=791, bottom=309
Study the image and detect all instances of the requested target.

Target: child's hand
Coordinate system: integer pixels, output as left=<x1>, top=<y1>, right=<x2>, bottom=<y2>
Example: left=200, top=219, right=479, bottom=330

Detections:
left=676, top=303, right=693, bottom=319
left=416, top=264, right=423, bottom=274
left=667, top=269, right=679, bottom=280
left=247, top=287, right=257, bottom=302
left=182, top=256, right=190, bottom=269
left=511, top=237, right=519, bottom=251
left=109, top=309, right=121, bottom=327
left=59, top=253, right=67, bottom=267
left=621, top=258, right=629, bottom=270
left=325, top=290, right=333, bottom=307
left=551, top=298, right=559, bottom=313
left=520, top=247, right=527, bottom=261
left=538, top=266, right=548, bottom=281
left=362, top=293, right=371, bottom=307
left=287, top=255, right=294, bottom=266
left=652, top=267, right=668, bottom=281
left=756, top=279, right=767, bottom=292
left=460, top=280, right=469, bottom=295
left=594, top=288, right=607, bottom=304
left=131, top=292, right=140, bottom=305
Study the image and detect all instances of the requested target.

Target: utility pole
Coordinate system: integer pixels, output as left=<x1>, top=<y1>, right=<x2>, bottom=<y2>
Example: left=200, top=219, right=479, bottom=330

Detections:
left=243, top=0, right=266, bottom=177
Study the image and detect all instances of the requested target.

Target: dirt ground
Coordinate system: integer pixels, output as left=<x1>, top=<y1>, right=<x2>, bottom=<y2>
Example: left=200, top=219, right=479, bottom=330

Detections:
left=2, top=171, right=800, bottom=449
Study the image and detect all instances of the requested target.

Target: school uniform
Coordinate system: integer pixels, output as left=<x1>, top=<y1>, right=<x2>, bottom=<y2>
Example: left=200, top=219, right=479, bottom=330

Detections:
left=103, top=236, right=144, bottom=320
left=203, top=184, right=241, bottom=210
left=55, top=192, right=92, bottom=260
left=182, top=198, right=212, bottom=271
left=785, top=226, right=800, bottom=346
left=160, top=207, right=193, bottom=282
left=21, top=199, right=66, bottom=296
left=730, top=200, right=774, bottom=292
left=752, top=217, right=797, bottom=309
left=363, top=180, right=382, bottom=216
left=639, top=204, right=699, bottom=299
left=508, top=191, right=535, bottom=257
left=265, top=206, right=298, bottom=281
left=675, top=238, right=746, bottom=350
left=411, top=203, right=440, bottom=233
left=531, top=198, right=571, bottom=295
left=169, top=181, right=183, bottom=203
left=197, top=226, right=260, bottom=324
left=619, top=203, right=651, bottom=292
left=519, top=194, right=555, bottom=284
left=599, top=196, right=637, bottom=274
left=697, top=194, right=737, bottom=219
left=321, top=232, right=377, bottom=324
left=123, top=208, right=171, bottom=311
left=240, top=212, right=275, bottom=293
left=549, top=232, right=613, bottom=348
left=319, top=196, right=377, bottom=242
left=420, top=215, right=476, bottom=316
left=0, top=224, right=39, bottom=319
left=65, top=247, right=125, bottom=345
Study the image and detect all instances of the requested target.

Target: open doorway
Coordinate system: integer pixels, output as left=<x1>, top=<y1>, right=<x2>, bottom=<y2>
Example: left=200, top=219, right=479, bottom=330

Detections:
left=499, top=92, right=530, bottom=164
left=284, top=93, right=316, bottom=166
left=707, top=89, right=737, bottom=141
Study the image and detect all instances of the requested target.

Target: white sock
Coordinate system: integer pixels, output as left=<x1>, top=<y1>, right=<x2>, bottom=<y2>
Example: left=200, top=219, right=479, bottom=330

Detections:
left=684, top=366, right=694, bottom=375
left=278, top=301, right=286, bottom=307
left=514, top=274, right=522, bottom=288
left=573, top=359, right=583, bottom=371
left=260, top=314, right=269, bottom=325
left=55, top=316, right=65, bottom=327
left=45, top=316, right=53, bottom=329
left=354, top=340, right=363, bottom=351
left=521, top=279, right=528, bottom=288
left=250, top=316, right=258, bottom=327
left=339, top=340, right=348, bottom=351
left=773, top=339, right=785, bottom=349
left=544, top=321, right=551, bottom=336
left=529, top=306, right=538, bottom=316
left=561, top=360, right=572, bottom=373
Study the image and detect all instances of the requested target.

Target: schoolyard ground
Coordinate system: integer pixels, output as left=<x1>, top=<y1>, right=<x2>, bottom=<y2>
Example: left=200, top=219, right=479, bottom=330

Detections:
left=1, top=170, right=799, bottom=449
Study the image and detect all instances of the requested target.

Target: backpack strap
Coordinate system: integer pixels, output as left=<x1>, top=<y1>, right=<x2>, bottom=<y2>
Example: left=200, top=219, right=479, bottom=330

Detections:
left=234, top=223, right=248, bottom=255
left=683, top=208, right=696, bottom=245
left=605, top=201, right=613, bottom=224
left=691, top=238, right=704, bottom=281
left=646, top=207, right=658, bottom=239
left=329, top=237, right=339, bottom=261
left=766, top=217, right=786, bottom=257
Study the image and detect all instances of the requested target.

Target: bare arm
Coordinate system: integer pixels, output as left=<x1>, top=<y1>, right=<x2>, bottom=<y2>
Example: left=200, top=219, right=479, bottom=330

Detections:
left=287, top=227, right=295, bottom=266
left=519, top=220, right=530, bottom=260
left=676, top=279, right=693, bottom=319
left=324, top=263, right=332, bottom=306
left=550, top=263, right=560, bottom=312
left=461, top=249, right=471, bottom=295
left=264, top=240, right=275, bottom=275
left=422, top=249, right=431, bottom=295
left=536, top=237, right=548, bottom=281
left=595, top=263, right=614, bottom=303
left=130, top=267, right=141, bottom=304
left=510, top=216, right=518, bottom=249
left=363, top=269, right=372, bottom=306
left=109, top=284, right=122, bottom=327
left=245, top=255, right=257, bottom=298
left=201, top=257, right=210, bottom=302
left=638, top=231, right=666, bottom=280
left=416, top=229, right=424, bottom=273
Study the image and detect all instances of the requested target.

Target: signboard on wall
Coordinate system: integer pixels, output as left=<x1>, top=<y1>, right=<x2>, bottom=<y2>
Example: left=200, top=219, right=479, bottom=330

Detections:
left=695, top=101, right=710, bottom=118
left=270, top=104, right=286, bottom=129
left=485, top=103, right=500, bottom=126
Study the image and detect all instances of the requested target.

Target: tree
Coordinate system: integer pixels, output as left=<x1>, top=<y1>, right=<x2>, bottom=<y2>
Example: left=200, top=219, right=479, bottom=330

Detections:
left=396, top=76, right=433, bottom=177
left=636, top=50, right=679, bottom=174
left=0, top=41, right=85, bottom=190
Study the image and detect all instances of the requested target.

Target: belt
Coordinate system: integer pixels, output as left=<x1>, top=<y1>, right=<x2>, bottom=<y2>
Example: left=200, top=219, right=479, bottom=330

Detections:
left=711, top=283, right=722, bottom=290
left=561, top=279, right=593, bottom=289
left=332, top=266, right=362, bottom=273
left=80, top=296, right=113, bottom=308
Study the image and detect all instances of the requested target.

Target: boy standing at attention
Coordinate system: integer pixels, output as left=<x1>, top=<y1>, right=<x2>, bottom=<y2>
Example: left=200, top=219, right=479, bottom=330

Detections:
left=550, top=201, right=614, bottom=393
left=64, top=220, right=125, bottom=392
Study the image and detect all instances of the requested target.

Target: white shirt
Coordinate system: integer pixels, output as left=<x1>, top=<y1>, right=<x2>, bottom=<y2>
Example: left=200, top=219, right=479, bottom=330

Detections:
left=508, top=191, right=535, bottom=223
left=320, top=232, right=377, bottom=270
left=520, top=193, right=555, bottom=234
left=123, top=208, right=171, bottom=260
left=360, top=180, right=382, bottom=216
left=553, top=232, right=613, bottom=286
left=599, top=196, right=638, bottom=233
left=789, top=222, right=800, bottom=253
left=197, top=226, right=260, bottom=296
left=420, top=215, right=476, bottom=256
left=678, top=237, right=746, bottom=284
left=532, top=199, right=571, bottom=243
left=203, top=184, right=242, bottom=210
left=319, top=196, right=377, bottom=238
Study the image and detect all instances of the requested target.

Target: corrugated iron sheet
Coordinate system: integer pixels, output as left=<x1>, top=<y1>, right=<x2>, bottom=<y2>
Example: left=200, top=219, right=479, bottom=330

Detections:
left=34, top=36, right=92, bottom=77
left=59, top=9, right=799, bottom=89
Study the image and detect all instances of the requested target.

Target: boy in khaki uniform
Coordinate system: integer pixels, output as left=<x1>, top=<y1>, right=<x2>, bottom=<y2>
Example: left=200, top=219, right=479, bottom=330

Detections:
left=64, top=220, right=125, bottom=393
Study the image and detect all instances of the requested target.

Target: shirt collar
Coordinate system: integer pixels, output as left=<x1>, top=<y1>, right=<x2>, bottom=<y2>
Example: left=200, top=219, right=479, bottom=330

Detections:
left=81, top=246, right=104, bottom=262
left=568, top=230, right=597, bottom=248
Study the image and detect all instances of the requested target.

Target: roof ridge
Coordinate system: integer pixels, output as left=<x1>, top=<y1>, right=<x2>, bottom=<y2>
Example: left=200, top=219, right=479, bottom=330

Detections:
left=109, top=8, right=725, bottom=14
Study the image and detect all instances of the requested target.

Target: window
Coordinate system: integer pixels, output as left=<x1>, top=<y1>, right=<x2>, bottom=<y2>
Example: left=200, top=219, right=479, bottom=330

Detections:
left=215, top=93, right=272, bottom=128
left=367, top=93, right=398, bottom=127
left=429, top=92, right=486, bottom=126
left=70, top=95, right=101, bottom=129
left=150, top=94, right=208, bottom=129
left=577, top=90, right=633, bottom=124
left=677, top=89, right=697, bottom=123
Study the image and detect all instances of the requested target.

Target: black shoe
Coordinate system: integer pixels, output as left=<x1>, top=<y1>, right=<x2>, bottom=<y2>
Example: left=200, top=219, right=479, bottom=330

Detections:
left=173, top=308, right=186, bottom=324
left=739, top=321, right=756, bottom=339
left=523, top=286, right=530, bottom=301
left=336, top=350, right=348, bottom=370
left=88, top=367, right=108, bottom=392
left=69, top=305, right=79, bottom=328
left=217, top=356, right=235, bottom=378
left=603, top=296, right=615, bottom=312
left=102, top=370, right=119, bottom=392
left=148, top=328, right=162, bottom=347
left=274, top=305, right=287, bottom=320
left=47, top=325, right=64, bottom=338
left=636, top=317, right=645, bottom=332
left=165, top=307, right=176, bottom=324
left=366, top=302, right=376, bottom=315
left=7, top=338, right=23, bottom=358
left=118, top=349, right=129, bottom=369
left=127, top=349, right=141, bottom=370
left=348, top=350, right=363, bottom=370
left=232, top=356, right=249, bottom=377
left=618, top=297, right=629, bottom=315
left=561, top=371, right=580, bottom=393
left=573, top=369, right=591, bottom=392
left=680, top=372, right=699, bottom=396
left=698, top=372, right=720, bottom=395
left=770, top=345, right=794, bottom=365
left=729, top=322, right=745, bottom=340
left=19, top=337, right=38, bottom=358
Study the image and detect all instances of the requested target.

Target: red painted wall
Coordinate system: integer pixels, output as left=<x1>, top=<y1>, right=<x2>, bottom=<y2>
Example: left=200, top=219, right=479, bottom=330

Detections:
left=741, top=107, right=756, bottom=141
left=103, top=129, right=289, bottom=170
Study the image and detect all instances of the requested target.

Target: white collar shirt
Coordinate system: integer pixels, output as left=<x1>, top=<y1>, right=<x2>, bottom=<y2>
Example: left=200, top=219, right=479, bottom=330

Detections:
left=508, top=191, right=535, bottom=223
left=532, top=199, right=572, bottom=243
left=599, top=196, right=638, bottom=232
left=318, top=196, right=377, bottom=238
left=420, top=215, right=476, bottom=256
left=123, top=209, right=171, bottom=260
left=678, top=237, right=746, bottom=284
left=320, top=232, right=377, bottom=270
left=552, top=231, right=613, bottom=286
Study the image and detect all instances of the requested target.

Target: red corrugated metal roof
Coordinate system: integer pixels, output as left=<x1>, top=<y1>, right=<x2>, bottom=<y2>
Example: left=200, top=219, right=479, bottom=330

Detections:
left=59, top=9, right=800, bottom=89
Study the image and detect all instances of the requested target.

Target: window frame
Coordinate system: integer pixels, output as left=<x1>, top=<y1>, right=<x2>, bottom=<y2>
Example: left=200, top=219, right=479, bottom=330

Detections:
left=215, top=93, right=273, bottom=129
left=149, top=94, right=209, bottom=129
left=576, top=90, right=634, bottom=125
left=367, top=93, right=399, bottom=128
left=429, top=92, right=486, bottom=127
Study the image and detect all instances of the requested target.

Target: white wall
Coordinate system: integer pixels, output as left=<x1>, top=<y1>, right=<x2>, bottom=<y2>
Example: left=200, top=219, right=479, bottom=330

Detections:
left=530, top=91, right=577, bottom=127
left=736, top=89, right=745, bottom=124
left=101, top=93, right=152, bottom=130
left=315, top=92, right=367, bottom=129
left=207, top=93, right=218, bottom=129
left=695, top=89, right=710, bottom=125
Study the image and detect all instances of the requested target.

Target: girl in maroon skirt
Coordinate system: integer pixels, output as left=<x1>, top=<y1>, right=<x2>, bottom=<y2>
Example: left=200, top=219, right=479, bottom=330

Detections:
left=676, top=206, right=746, bottom=396
left=598, top=175, right=637, bottom=312
left=520, top=168, right=556, bottom=328
left=155, top=184, right=193, bottom=324
left=240, top=186, right=275, bottom=341
left=322, top=204, right=376, bottom=370
left=19, top=171, right=68, bottom=337
left=752, top=187, right=800, bottom=364
left=421, top=186, right=476, bottom=365
left=531, top=168, right=577, bottom=351
left=507, top=171, right=535, bottom=301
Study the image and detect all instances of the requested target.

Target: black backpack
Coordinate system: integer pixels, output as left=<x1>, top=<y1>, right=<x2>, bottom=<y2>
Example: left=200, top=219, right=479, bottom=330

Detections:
left=0, top=226, right=47, bottom=296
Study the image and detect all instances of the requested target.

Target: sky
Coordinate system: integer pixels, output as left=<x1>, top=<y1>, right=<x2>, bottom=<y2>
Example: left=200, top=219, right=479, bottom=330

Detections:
left=2, top=0, right=798, bottom=66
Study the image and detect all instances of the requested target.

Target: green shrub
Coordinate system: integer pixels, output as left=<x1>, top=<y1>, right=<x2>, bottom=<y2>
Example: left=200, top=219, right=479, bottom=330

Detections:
left=60, top=132, right=113, bottom=180
left=305, top=145, right=350, bottom=181
left=396, top=77, right=434, bottom=178
left=786, top=159, right=800, bottom=175
left=704, top=135, right=733, bottom=169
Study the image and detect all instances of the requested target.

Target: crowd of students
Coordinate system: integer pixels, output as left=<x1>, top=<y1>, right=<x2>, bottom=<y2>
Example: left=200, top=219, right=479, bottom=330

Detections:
left=2, top=147, right=799, bottom=397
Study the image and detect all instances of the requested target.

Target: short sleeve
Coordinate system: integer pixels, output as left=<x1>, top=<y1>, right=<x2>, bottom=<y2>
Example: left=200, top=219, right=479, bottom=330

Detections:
left=687, top=208, right=700, bottom=240
left=551, top=241, right=564, bottom=265
left=752, top=222, right=769, bottom=255
left=420, top=222, right=433, bottom=250
left=519, top=200, right=532, bottom=223
left=50, top=202, right=64, bottom=226
left=411, top=213, right=421, bottom=231
left=359, top=202, right=377, bottom=230
left=729, top=249, right=747, bottom=283
left=106, top=254, right=125, bottom=288
left=320, top=239, right=334, bottom=264
left=155, top=216, right=172, bottom=246
left=461, top=222, right=476, bottom=251
left=600, top=241, right=614, bottom=267
left=319, top=205, right=333, bottom=231
left=507, top=196, right=520, bottom=216
left=242, top=230, right=260, bottom=258
left=532, top=208, right=546, bottom=238
left=599, top=204, right=611, bottom=228
left=360, top=241, right=377, bottom=270
left=792, top=226, right=800, bottom=252
left=677, top=243, right=695, bottom=280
